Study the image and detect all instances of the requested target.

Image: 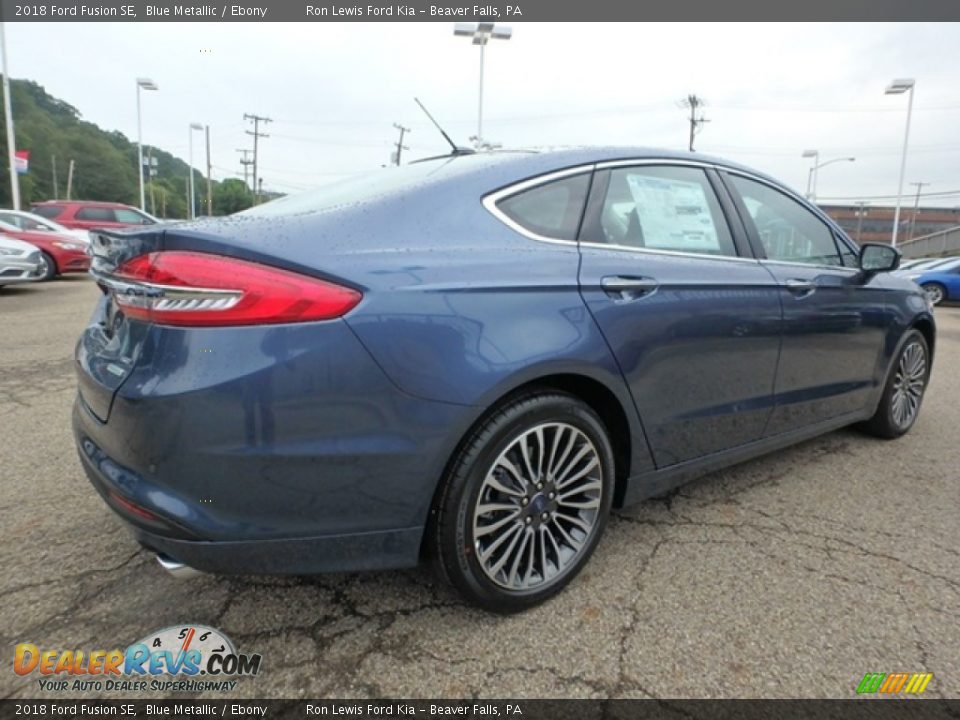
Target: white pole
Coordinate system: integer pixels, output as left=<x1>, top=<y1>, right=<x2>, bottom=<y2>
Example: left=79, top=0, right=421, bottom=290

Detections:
left=891, top=85, right=915, bottom=247
left=188, top=127, right=195, bottom=220
left=137, top=82, right=145, bottom=211
left=0, top=23, right=21, bottom=211
left=477, top=42, right=485, bottom=146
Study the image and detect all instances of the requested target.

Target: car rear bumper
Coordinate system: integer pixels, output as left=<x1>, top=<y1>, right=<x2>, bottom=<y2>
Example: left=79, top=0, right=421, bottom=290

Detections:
left=72, top=318, right=477, bottom=575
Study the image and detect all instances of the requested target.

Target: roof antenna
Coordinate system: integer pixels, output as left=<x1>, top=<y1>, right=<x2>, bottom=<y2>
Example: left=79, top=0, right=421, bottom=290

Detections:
left=414, top=97, right=475, bottom=156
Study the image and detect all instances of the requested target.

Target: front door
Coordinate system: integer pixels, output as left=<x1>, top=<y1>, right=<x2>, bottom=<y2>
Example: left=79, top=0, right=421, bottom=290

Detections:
left=721, top=171, right=891, bottom=435
left=578, top=163, right=783, bottom=468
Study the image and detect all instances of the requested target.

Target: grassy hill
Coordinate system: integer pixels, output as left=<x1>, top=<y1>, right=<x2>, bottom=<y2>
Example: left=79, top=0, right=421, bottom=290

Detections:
left=0, top=77, right=253, bottom=218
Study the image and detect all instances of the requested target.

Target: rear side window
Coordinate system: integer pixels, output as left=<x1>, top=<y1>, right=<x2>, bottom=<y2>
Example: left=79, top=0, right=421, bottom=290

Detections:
left=589, top=165, right=737, bottom=256
left=114, top=208, right=154, bottom=224
left=495, top=174, right=591, bottom=241
left=76, top=207, right=115, bottom=221
left=31, top=205, right=64, bottom=219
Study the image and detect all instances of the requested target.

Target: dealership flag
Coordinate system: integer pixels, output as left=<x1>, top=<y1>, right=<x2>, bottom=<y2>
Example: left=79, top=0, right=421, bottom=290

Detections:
left=14, top=150, right=29, bottom=174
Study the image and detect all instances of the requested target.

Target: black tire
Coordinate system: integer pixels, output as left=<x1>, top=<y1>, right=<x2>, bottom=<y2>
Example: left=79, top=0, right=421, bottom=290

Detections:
left=860, top=329, right=930, bottom=439
left=921, top=282, right=946, bottom=306
left=430, top=390, right=615, bottom=613
left=38, top=251, right=58, bottom=281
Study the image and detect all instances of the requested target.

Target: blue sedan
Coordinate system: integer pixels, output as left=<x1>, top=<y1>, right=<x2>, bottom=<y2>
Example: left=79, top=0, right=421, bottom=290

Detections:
left=905, top=257, right=960, bottom=305
left=74, top=148, right=935, bottom=612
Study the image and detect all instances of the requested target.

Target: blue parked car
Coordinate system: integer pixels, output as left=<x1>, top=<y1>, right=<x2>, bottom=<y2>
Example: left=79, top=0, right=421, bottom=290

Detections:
left=74, top=148, right=935, bottom=612
left=904, top=257, right=960, bottom=305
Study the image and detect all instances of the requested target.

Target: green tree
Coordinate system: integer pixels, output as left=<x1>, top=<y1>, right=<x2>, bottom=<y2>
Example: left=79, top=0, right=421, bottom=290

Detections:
left=213, top=178, right=254, bottom=215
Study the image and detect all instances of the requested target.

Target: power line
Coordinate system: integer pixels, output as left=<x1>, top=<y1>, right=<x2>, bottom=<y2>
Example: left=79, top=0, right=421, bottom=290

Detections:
left=244, top=113, right=272, bottom=204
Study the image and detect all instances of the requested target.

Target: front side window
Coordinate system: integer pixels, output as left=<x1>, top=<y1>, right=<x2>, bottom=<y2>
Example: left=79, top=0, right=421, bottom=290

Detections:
left=730, top=175, right=842, bottom=266
left=495, top=173, right=591, bottom=241
left=590, top=165, right=737, bottom=256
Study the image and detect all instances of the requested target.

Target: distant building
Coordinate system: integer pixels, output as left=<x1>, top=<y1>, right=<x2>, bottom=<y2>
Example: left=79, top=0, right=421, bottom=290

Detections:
left=821, top=204, right=960, bottom=245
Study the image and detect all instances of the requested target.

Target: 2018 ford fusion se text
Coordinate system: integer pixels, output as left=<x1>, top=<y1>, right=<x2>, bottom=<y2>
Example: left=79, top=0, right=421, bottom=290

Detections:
left=74, top=148, right=935, bottom=612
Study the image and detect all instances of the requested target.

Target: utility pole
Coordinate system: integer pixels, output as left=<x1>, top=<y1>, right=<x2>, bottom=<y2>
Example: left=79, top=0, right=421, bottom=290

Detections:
left=854, top=201, right=869, bottom=244
left=680, top=94, right=709, bottom=152
left=908, top=181, right=929, bottom=241
left=244, top=113, right=271, bottom=204
left=236, top=148, right=253, bottom=190
left=65, top=159, right=74, bottom=200
left=391, top=123, right=410, bottom=166
left=51, top=155, right=59, bottom=198
left=205, top=125, right=212, bottom=216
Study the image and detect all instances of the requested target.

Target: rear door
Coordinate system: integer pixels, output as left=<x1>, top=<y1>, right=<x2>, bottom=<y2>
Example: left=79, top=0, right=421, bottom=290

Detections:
left=577, top=162, right=782, bottom=468
left=720, top=171, right=890, bottom=434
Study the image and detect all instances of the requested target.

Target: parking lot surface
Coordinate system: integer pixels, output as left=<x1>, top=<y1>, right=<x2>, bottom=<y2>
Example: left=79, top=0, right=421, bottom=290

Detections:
left=1, top=275, right=958, bottom=699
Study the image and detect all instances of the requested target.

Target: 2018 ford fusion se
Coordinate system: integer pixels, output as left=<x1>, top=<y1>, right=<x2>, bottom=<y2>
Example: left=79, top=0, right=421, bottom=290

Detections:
left=74, top=148, right=934, bottom=612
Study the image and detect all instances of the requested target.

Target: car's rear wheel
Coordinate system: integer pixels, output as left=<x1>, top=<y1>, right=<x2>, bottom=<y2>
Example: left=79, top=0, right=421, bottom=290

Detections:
left=38, top=251, right=58, bottom=281
left=860, top=329, right=930, bottom=439
left=430, top=391, right=614, bottom=613
left=921, top=282, right=946, bottom=306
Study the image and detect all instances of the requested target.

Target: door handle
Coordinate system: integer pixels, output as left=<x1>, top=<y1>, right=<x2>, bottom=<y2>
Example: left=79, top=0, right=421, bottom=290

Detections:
left=784, top=279, right=816, bottom=296
left=601, top=276, right=659, bottom=299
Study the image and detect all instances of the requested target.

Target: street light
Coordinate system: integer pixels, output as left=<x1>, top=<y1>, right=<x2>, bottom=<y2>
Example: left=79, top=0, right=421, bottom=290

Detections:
left=801, top=150, right=855, bottom=202
left=188, top=122, right=203, bottom=220
left=453, top=22, right=512, bottom=149
left=885, top=78, right=916, bottom=246
left=136, top=77, right=158, bottom=212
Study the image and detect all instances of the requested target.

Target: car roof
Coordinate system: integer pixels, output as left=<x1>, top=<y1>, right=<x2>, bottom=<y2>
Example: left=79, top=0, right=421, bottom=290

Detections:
left=31, top=200, right=133, bottom=208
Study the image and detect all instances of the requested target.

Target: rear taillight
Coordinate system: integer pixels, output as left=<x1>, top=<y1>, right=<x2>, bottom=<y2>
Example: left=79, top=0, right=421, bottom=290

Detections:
left=111, top=251, right=362, bottom=327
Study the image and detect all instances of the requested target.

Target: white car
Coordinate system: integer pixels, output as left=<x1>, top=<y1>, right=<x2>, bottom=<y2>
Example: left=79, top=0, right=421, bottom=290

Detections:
left=0, top=234, right=44, bottom=286
left=0, top=209, right=91, bottom=244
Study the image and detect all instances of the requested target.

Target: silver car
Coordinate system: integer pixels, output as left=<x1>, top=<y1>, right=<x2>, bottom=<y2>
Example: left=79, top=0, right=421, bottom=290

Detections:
left=0, top=234, right=44, bottom=286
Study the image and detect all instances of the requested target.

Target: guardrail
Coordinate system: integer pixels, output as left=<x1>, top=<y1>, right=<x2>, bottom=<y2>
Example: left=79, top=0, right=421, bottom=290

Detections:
left=898, top=225, right=960, bottom=258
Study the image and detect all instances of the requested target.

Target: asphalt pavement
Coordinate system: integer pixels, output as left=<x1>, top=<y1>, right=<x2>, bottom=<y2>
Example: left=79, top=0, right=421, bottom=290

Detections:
left=1, top=275, right=957, bottom=699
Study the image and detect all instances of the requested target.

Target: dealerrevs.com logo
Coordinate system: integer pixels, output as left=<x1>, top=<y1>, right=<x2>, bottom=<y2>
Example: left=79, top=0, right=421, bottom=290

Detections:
left=14, top=625, right=262, bottom=694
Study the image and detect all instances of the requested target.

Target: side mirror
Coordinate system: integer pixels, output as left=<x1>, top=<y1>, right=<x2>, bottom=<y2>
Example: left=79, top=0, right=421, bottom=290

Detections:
left=860, top=243, right=901, bottom=274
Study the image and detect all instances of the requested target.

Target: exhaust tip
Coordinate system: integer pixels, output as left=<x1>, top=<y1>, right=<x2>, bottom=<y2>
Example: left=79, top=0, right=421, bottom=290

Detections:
left=156, top=553, right=203, bottom=579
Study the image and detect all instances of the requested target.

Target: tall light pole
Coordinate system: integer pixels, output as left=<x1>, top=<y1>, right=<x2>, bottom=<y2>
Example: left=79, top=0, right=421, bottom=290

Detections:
left=188, top=122, right=202, bottom=219
left=136, top=77, right=158, bottom=212
left=1, top=23, right=20, bottom=210
left=453, top=22, right=512, bottom=149
left=802, top=150, right=854, bottom=202
left=885, top=78, right=915, bottom=247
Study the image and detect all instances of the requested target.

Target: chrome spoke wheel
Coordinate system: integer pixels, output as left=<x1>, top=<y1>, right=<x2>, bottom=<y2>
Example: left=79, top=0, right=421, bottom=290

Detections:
left=890, top=341, right=926, bottom=429
left=923, top=285, right=944, bottom=306
left=472, top=422, right=603, bottom=591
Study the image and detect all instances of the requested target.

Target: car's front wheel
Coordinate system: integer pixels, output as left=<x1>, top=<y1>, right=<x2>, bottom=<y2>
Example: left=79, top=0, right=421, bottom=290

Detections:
left=38, top=251, right=58, bottom=281
left=921, top=282, right=946, bottom=306
left=430, top=391, right=615, bottom=613
left=861, top=329, right=930, bottom=439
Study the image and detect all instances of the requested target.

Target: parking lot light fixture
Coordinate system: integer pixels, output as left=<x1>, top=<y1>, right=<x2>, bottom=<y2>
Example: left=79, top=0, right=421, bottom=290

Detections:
left=802, top=149, right=819, bottom=199
left=806, top=155, right=856, bottom=203
left=885, top=78, right=916, bottom=247
left=188, top=122, right=203, bottom=220
left=136, top=77, right=158, bottom=212
left=453, top=22, right=512, bottom=149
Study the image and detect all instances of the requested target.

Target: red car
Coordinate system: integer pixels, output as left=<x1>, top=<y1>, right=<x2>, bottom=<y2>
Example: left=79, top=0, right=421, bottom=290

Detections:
left=0, top=221, right=90, bottom=280
left=30, top=201, right=159, bottom=231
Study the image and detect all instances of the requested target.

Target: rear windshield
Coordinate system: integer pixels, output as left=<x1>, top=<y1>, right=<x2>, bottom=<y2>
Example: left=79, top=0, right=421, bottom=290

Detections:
left=240, top=154, right=517, bottom=218
left=31, top=205, right=64, bottom=219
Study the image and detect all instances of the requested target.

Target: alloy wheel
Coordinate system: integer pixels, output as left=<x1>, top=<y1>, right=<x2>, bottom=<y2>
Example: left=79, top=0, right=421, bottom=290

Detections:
left=923, top=284, right=944, bottom=306
left=891, top=341, right=927, bottom=429
left=472, top=422, right=604, bottom=591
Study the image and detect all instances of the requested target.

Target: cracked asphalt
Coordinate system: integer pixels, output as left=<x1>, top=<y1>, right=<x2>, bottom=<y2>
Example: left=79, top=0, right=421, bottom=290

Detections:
left=1, top=275, right=958, bottom=700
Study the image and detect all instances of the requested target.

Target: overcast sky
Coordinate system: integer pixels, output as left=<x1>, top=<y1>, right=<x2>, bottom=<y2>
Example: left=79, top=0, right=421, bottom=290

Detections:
left=8, top=22, right=960, bottom=205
